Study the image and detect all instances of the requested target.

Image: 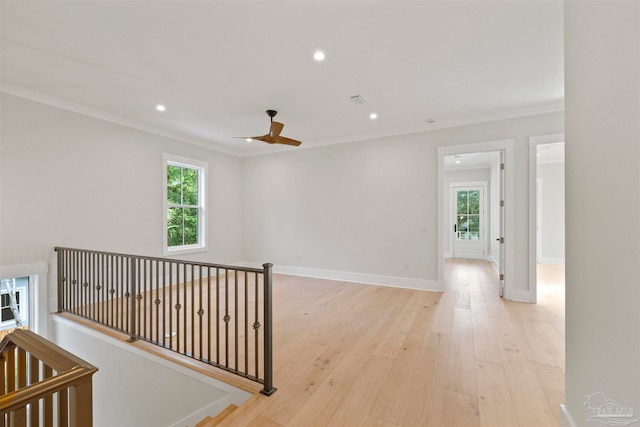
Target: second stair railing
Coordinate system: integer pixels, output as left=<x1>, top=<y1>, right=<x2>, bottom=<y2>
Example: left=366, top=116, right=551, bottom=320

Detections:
left=54, top=247, right=275, bottom=396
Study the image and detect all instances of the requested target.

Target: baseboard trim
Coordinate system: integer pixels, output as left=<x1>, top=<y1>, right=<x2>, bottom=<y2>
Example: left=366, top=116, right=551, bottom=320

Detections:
left=238, top=263, right=442, bottom=292
left=539, top=257, right=565, bottom=265
left=559, top=404, right=577, bottom=427
left=504, top=287, right=535, bottom=303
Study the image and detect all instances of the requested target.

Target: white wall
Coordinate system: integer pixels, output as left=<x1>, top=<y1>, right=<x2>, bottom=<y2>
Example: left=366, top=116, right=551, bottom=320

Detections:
left=564, top=1, right=639, bottom=426
left=538, top=162, right=564, bottom=264
left=53, top=317, right=250, bottom=427
left=0, top=94, right=244, bottom=335
left=242, top=112, right=563, bottom=292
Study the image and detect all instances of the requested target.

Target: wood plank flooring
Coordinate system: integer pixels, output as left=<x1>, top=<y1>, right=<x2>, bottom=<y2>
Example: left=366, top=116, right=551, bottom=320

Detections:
left=215, top=260, right=565, bottom=427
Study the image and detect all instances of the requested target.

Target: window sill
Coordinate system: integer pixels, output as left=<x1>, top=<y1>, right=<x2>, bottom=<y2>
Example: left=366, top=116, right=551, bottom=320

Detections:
left=163, top=246, right=207, bottom=257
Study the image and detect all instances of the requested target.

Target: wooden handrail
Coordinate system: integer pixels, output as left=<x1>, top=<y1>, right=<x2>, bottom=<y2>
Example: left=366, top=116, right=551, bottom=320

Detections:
left=0, top=329, right=98, bottom=424
left=54, top=246, right=264, bottom=274
left=0, top=329, right=97, bottom=373
left=0, top=366, right=96, bottom=413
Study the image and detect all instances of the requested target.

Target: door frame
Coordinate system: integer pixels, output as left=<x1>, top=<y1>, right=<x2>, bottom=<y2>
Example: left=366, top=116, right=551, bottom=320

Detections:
left=528, top=133, right=565, bottom=304
left=437, top=139, right=514, bottom=297
left=450, top=182, right=487, bottom=260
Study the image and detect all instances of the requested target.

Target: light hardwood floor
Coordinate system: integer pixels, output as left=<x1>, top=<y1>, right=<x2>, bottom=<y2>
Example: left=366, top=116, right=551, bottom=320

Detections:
left=214, top=259, right=565, bottom=427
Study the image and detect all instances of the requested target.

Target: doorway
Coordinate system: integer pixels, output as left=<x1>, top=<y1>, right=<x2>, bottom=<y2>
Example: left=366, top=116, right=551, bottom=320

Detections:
left=529, top=134, right=565, bottom=303
left=438, top=139, right=513, bottom=298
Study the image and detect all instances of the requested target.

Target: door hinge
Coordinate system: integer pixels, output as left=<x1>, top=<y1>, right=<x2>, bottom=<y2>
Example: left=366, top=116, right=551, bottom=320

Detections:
left=500, top=274, right=504, bottom=281
left=500, top=200, right=504, bottom=207
left=499, top=237, right=504, bottom=243
left=500, top=163, right=505, bottom=170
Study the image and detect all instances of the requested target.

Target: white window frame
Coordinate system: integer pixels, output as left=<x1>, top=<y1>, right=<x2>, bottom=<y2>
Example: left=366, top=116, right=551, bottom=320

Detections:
left=163, top=154, right=208, bottom=256
left=0, top=277, right=29, bottom=330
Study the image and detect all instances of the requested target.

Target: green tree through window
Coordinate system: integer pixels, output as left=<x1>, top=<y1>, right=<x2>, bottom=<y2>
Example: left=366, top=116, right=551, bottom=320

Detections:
left=167, top=164, right=200, bottom=247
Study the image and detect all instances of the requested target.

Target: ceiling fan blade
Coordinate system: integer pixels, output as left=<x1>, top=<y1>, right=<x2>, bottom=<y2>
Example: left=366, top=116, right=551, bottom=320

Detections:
left=269, top=121, right=284, bottom=138
left=274, top=135, right=302, bottom=146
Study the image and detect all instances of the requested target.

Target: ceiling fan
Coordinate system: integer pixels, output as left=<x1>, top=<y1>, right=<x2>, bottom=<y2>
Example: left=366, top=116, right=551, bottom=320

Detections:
left=236, top=110, right=302, bottom=147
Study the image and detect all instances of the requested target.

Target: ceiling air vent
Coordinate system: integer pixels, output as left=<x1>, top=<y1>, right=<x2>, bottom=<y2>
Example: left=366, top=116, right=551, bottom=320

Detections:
left=349, top=95, right=367, bottom=105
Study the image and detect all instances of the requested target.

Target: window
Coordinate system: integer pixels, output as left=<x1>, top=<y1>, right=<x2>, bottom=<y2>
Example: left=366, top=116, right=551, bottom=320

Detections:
left=456, top=189, right=481, bottom=240
left=0, top=276, right=29, bottom=331
left=163, top=154, right=207, bottom=255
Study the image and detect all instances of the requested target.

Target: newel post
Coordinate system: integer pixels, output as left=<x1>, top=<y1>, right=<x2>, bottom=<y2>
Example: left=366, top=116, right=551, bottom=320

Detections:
left=260, top=263, right=277, bottom=396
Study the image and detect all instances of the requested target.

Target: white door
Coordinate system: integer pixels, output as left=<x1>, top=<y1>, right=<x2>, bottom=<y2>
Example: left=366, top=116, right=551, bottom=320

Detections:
left=453, top=186, right=485, bottom=259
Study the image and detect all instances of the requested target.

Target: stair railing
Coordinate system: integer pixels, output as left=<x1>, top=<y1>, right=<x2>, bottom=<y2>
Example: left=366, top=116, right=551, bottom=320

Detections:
left=54, top=247, right=276, bottom=396
left=0, top=328, right=98, bottom=426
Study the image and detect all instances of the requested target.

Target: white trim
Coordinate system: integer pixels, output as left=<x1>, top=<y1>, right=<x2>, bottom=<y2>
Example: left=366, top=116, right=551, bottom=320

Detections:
left=0, top=263, right=48, bottom=337
left=163, top=153, right=208, bottom=256
left=2, top=83, right=564, bottom=159
left=537, top=177, right=543, bottom=263
left=487, top=255, right=499, bottom=272
left=437, top=139, right=515, bottom=298
left=1, top=83, right=242, bottom=157
left=539, top=257, right=565, bottom=265
left=559, top=404, right=578, bottom=427
left=528, top=133, right=565, bottom=305
left=259, top=264, right=440, bottom=292
left=245, top=102, right=565, bottom=158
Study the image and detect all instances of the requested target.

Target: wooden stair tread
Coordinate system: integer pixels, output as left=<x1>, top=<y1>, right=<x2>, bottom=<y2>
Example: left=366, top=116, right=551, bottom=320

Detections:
left=196, top=404, right=238, bottom=427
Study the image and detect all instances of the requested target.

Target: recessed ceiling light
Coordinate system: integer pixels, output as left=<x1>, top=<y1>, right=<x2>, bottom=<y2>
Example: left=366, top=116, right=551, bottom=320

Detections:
left=156, top=104, right=166, bottom=112
left=369, top=113, right=378, bottom=119
left=455, top=159, right=461, bottom=164
left=313, top=50, right=325, bottom=61
left=246, top=138, right=253, bottom=142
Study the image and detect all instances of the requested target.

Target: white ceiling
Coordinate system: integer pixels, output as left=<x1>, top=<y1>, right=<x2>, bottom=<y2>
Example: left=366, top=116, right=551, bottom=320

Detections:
left=444, top=151, right=500, bottom=171
left=0, top=1, right=564, bottom=157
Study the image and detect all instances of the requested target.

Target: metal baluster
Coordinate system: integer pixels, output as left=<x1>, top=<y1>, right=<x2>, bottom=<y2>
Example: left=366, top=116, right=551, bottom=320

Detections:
left=73, top=250, right=78, bottom=315
left=109, top=255, right=114, bottom=328
left=183, top=263, right=188, bottom=356
left=56, top=249, right=63, bottom=313
left=191, top=264, right=195, bottom=358
left=113, top=256, right=120, bottom=331
left=168, top=262, right=173, bottom=351
left=224, top=269, right=229, bottom=368
left=207, top=266, right=211, bottom=363
left=216, top=268, right=220, bottom=364
left=254, top=271, right=259, bottom=379
left=244, top=271, right=249, bottom=375
left=80, top=251, right=85, bottom=318
left=198, top=265, right=203, bottom=360
left=91, top=252, right=96, bottom=321
left=176, top=263, right=181, bottom=354
left=155, top=260, right=160, bottom=344
left=84, top=251, right=88, bottom=318
left=102, top=253, right=107, bottom=325
left=235, top=270, right=239, bottom=371
left=128, top=258, right=137, bottom=341
left=143, top=259, right=148, bottom=339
